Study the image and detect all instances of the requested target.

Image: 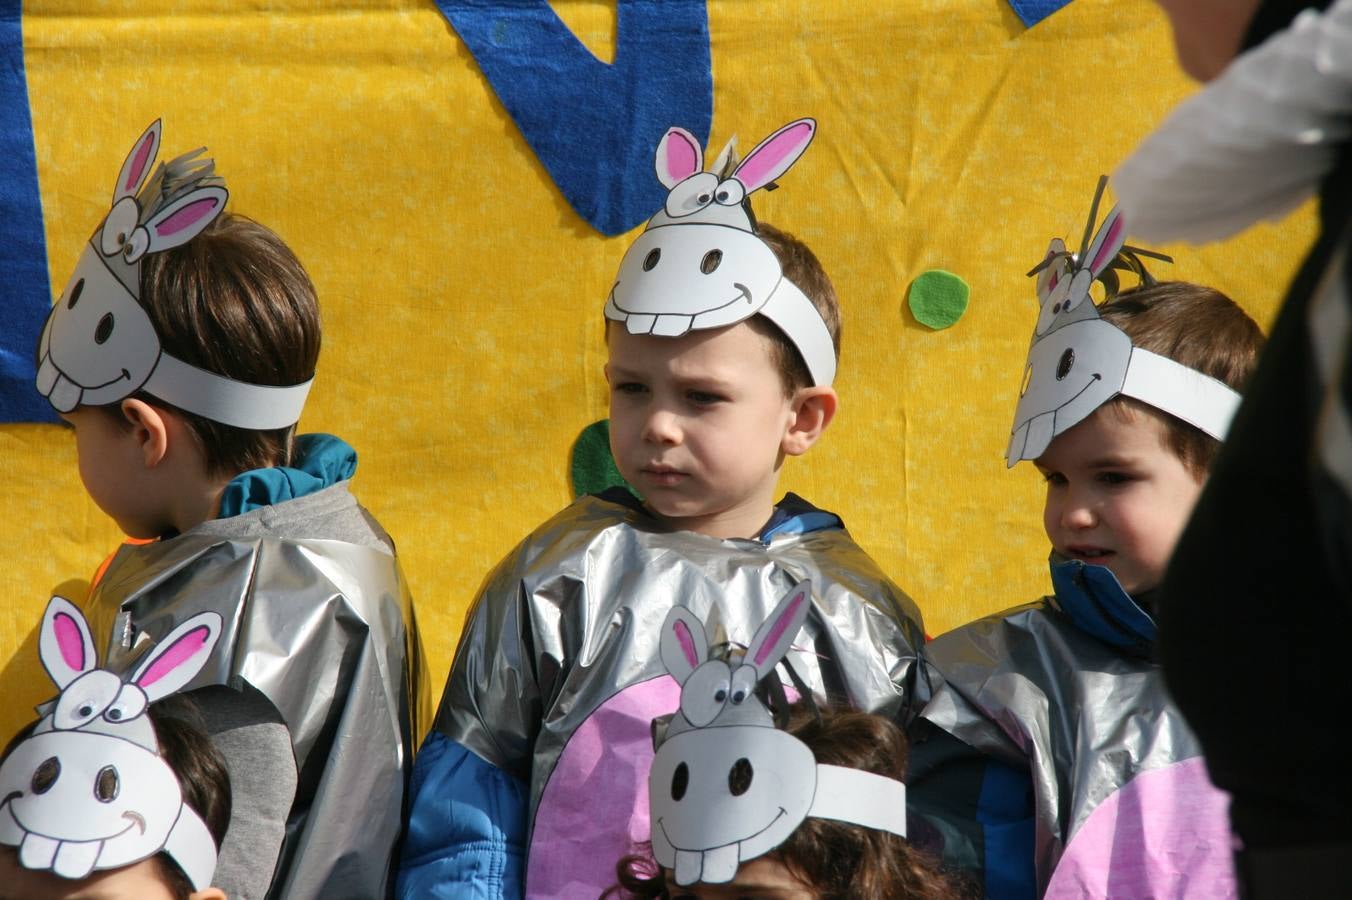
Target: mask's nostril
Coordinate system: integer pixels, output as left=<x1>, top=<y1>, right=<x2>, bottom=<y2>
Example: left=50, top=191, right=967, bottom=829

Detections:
left=32, top=757, right=60, bottom=794
left=700, top=250, right=723, bottom=275
left=728, top=757, right=753, bottom=796
left=671, top=761, right=689, bottom=801
left=643, top=248, right=661, bottom=272
left=1056, top=348, right=1075, bottom=381
left=94, top=313, right=115, bottom=345
left=95, top=765, right=120, bottom=803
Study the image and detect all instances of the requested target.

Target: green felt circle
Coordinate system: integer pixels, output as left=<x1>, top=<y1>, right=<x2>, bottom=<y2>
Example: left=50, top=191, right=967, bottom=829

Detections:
left=908, top=269, right=970, bottom=330
left=569, top=419, right=632, bottom=499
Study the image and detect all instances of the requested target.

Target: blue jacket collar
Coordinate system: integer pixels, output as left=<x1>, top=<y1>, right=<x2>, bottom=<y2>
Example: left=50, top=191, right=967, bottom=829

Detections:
left=218, top=433, right=357, bottom=519
left=1049, top=555, right=1157, bottom=653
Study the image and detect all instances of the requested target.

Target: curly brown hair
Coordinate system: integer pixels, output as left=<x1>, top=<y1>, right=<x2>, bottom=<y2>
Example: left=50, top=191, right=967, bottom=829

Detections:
left=604, top=705, right=967, bottom=899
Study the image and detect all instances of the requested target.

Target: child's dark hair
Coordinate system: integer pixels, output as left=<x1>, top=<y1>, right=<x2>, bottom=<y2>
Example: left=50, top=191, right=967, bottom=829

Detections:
left=151, top=695, right=232, bottom=898
left=0, top=696, right=231, bottom=900
left=1098, top=281, right=1264, bottom=475
left=606, top=705, right=965, bottom=899
left=750, top=223, right=842, bottom=394
left=99, top=211, right=321, bottom=477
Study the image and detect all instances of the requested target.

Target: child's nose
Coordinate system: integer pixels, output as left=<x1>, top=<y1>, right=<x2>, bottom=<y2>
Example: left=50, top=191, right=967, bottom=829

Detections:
left=643, top=408, right=681, bottom=445
left=1062, top=496, right=1096, bottom=529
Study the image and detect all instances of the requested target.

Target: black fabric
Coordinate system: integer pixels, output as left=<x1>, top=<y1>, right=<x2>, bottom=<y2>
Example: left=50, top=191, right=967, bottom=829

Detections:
left=1159, top=143, right=1352, bottom=849
left=1243, top=0, right=1335, bottom=50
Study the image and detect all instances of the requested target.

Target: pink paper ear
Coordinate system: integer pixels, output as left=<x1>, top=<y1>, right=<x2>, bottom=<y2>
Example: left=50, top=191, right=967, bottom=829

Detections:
left=130, top=611, right=222, bottom=702
left=745, top=581, right=812, bottom=678
left=1086, top=210, right=1126, bottom=276
left=53, top=612, right=87, bottom=672
left=115, top=120, right=162, bottom=203
left=154, top=196, right=222, bottom=238
left=39, top=596, right=97, bottom=690
left=733, top=118, right=816, bottom=194
left=143, top=186, right=228, bottom=253
left=656, top=127, right=704, bottom=189
left=672, top=619, right=699, bottom=670
left=136, top=624, right=212, bottom=690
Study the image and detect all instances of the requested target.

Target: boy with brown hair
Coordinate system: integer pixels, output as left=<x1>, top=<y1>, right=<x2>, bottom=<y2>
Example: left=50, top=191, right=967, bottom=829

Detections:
left=906, top=182, right=1264, bottom=899
left=398, top=119, right=926, bottom=899
left=34, top=120, right=427, bottom=900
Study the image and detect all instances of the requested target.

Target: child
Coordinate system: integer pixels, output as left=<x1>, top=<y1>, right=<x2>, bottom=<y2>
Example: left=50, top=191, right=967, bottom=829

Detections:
left=906, top=180, right=1265, bottom=898
left=397, top=119, right=926, bottom=899
left=606, top=588, right=962, bottom=900
left=0, top=598, right=232, bottom=900
left=33, top=121, right=429, bottom=899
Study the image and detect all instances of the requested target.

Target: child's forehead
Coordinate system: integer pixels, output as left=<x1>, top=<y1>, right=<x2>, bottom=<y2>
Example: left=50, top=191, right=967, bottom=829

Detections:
left=1035, top=401, right=1175, bottom=466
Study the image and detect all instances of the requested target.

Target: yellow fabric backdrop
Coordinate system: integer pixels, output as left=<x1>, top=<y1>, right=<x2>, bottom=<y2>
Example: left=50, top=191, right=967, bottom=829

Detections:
left=0, top=0, right=1313, bottom=743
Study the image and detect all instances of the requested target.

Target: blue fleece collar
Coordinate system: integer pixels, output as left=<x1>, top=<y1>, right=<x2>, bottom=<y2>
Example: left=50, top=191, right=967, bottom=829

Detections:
left=217, top=433, right=357, bottom=519
left=1049, top=556, right=1157, bottom=651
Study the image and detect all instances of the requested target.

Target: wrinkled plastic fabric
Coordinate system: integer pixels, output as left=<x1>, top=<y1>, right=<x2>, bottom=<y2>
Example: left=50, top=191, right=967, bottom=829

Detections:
left=85, top=533, right=431, bottom=900
left=433, top=493, right=926, bottom=896
left=916, top=562, right=1234, bottom=897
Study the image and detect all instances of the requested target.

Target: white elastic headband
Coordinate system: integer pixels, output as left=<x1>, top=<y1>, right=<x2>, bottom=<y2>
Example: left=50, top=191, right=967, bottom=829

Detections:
left=35, top=119, right=312, bottom=430
left=604, top=118, right=836, bottom=387
left=1006, top=181, right=1241, bottom=465
left=809, top=765, right=907, bottom=837
left=0, top=597, right=222, bottom=890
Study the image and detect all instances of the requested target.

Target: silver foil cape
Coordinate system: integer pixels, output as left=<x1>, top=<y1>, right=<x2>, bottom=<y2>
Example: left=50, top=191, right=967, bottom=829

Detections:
left=85, top=530, right=431, bottom=899
left=435, top=493, right=925, bottom=896
left=917, top=593, right=1220, bottom=894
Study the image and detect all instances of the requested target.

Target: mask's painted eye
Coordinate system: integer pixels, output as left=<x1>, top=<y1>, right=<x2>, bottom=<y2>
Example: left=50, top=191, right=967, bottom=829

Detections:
left=680, top=663, right=732, bottom=728
left=664, top=172, right=720, bottom=219
left=643, top=248, right=661, bottom=272
left=122, top=228, right=149, bottom=263
left=78, top=704, right=94, bottom=718
left=95, top=766, right=119, bottom=803
left=94, top=313, right=115, bottom=345
left=713, top=178, right=745, bottom=206
left=700, top=250, right=723, bottom=275
left=32, top=757, right=60, bottom=794
left=1053, top=302, right=1062, bottom=314
left=697, top=192, right=712, bottom=205
left=101, top=197, right=139, bottom=257
left=66, top=278, right=85, bottom=310
left=671, top=762, right=689, bottom=801
left=730, top=688, right=747, bottom=704
left=728, top=758, right=753, bottom=796
left=1056, top=348, right=1075, bottom=381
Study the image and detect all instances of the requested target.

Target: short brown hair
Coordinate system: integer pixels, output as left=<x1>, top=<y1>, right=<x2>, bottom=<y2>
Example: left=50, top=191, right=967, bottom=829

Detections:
left=749, top=223, right=841, bottom=394
left=1098, top=281, right=1264, bottom=474
left=607, top=705, right=965, bottom=899
left=151, top=696, right=233, bottom=898
left=106, top=212, right=321, bottom=477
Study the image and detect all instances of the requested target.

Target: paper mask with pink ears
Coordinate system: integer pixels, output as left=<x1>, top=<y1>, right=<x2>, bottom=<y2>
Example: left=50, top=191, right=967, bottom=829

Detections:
left=603, top=118, right=837, bottom=387
left=34, top=120, right=313, bottom=429
left=0, top=597, right=222, bottom=890
left=648, top=581, right=907, bottom=886
left=1006, top=177, right=1241, bottom=467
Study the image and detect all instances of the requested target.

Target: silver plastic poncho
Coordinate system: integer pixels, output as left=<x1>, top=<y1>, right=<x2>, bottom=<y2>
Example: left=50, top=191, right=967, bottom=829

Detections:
left=85, top=500, right=430, bottom=900
left=914, top=559, right=1234, bottom=898
left=436, top=491, right=926, bottom=898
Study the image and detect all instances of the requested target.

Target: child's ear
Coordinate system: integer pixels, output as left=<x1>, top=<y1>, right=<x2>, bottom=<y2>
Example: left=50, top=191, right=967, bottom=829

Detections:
left=782, top=386, right=837, bottom=456
left=119, top=398, right=171, bottom=468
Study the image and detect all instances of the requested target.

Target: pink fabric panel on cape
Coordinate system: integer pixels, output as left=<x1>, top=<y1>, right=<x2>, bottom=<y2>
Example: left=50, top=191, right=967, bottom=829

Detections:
left=1045, top=757, right=1237, bottom=899
left=525, top=675, right=680, bottom=898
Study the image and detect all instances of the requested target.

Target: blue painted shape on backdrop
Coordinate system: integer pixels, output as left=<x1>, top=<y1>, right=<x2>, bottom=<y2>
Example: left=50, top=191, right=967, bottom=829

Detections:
left=0, top=0, right=55, bottom=423
left=436, top=0, right=712, bottom=236
left=1007, top=0, right=1074, bottom=27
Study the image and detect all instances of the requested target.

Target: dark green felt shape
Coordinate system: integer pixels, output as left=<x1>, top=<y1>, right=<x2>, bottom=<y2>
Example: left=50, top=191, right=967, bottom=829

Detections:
left=908, top=270, right=970, bottom=330
left=570, top=419, right=632, bottom=499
